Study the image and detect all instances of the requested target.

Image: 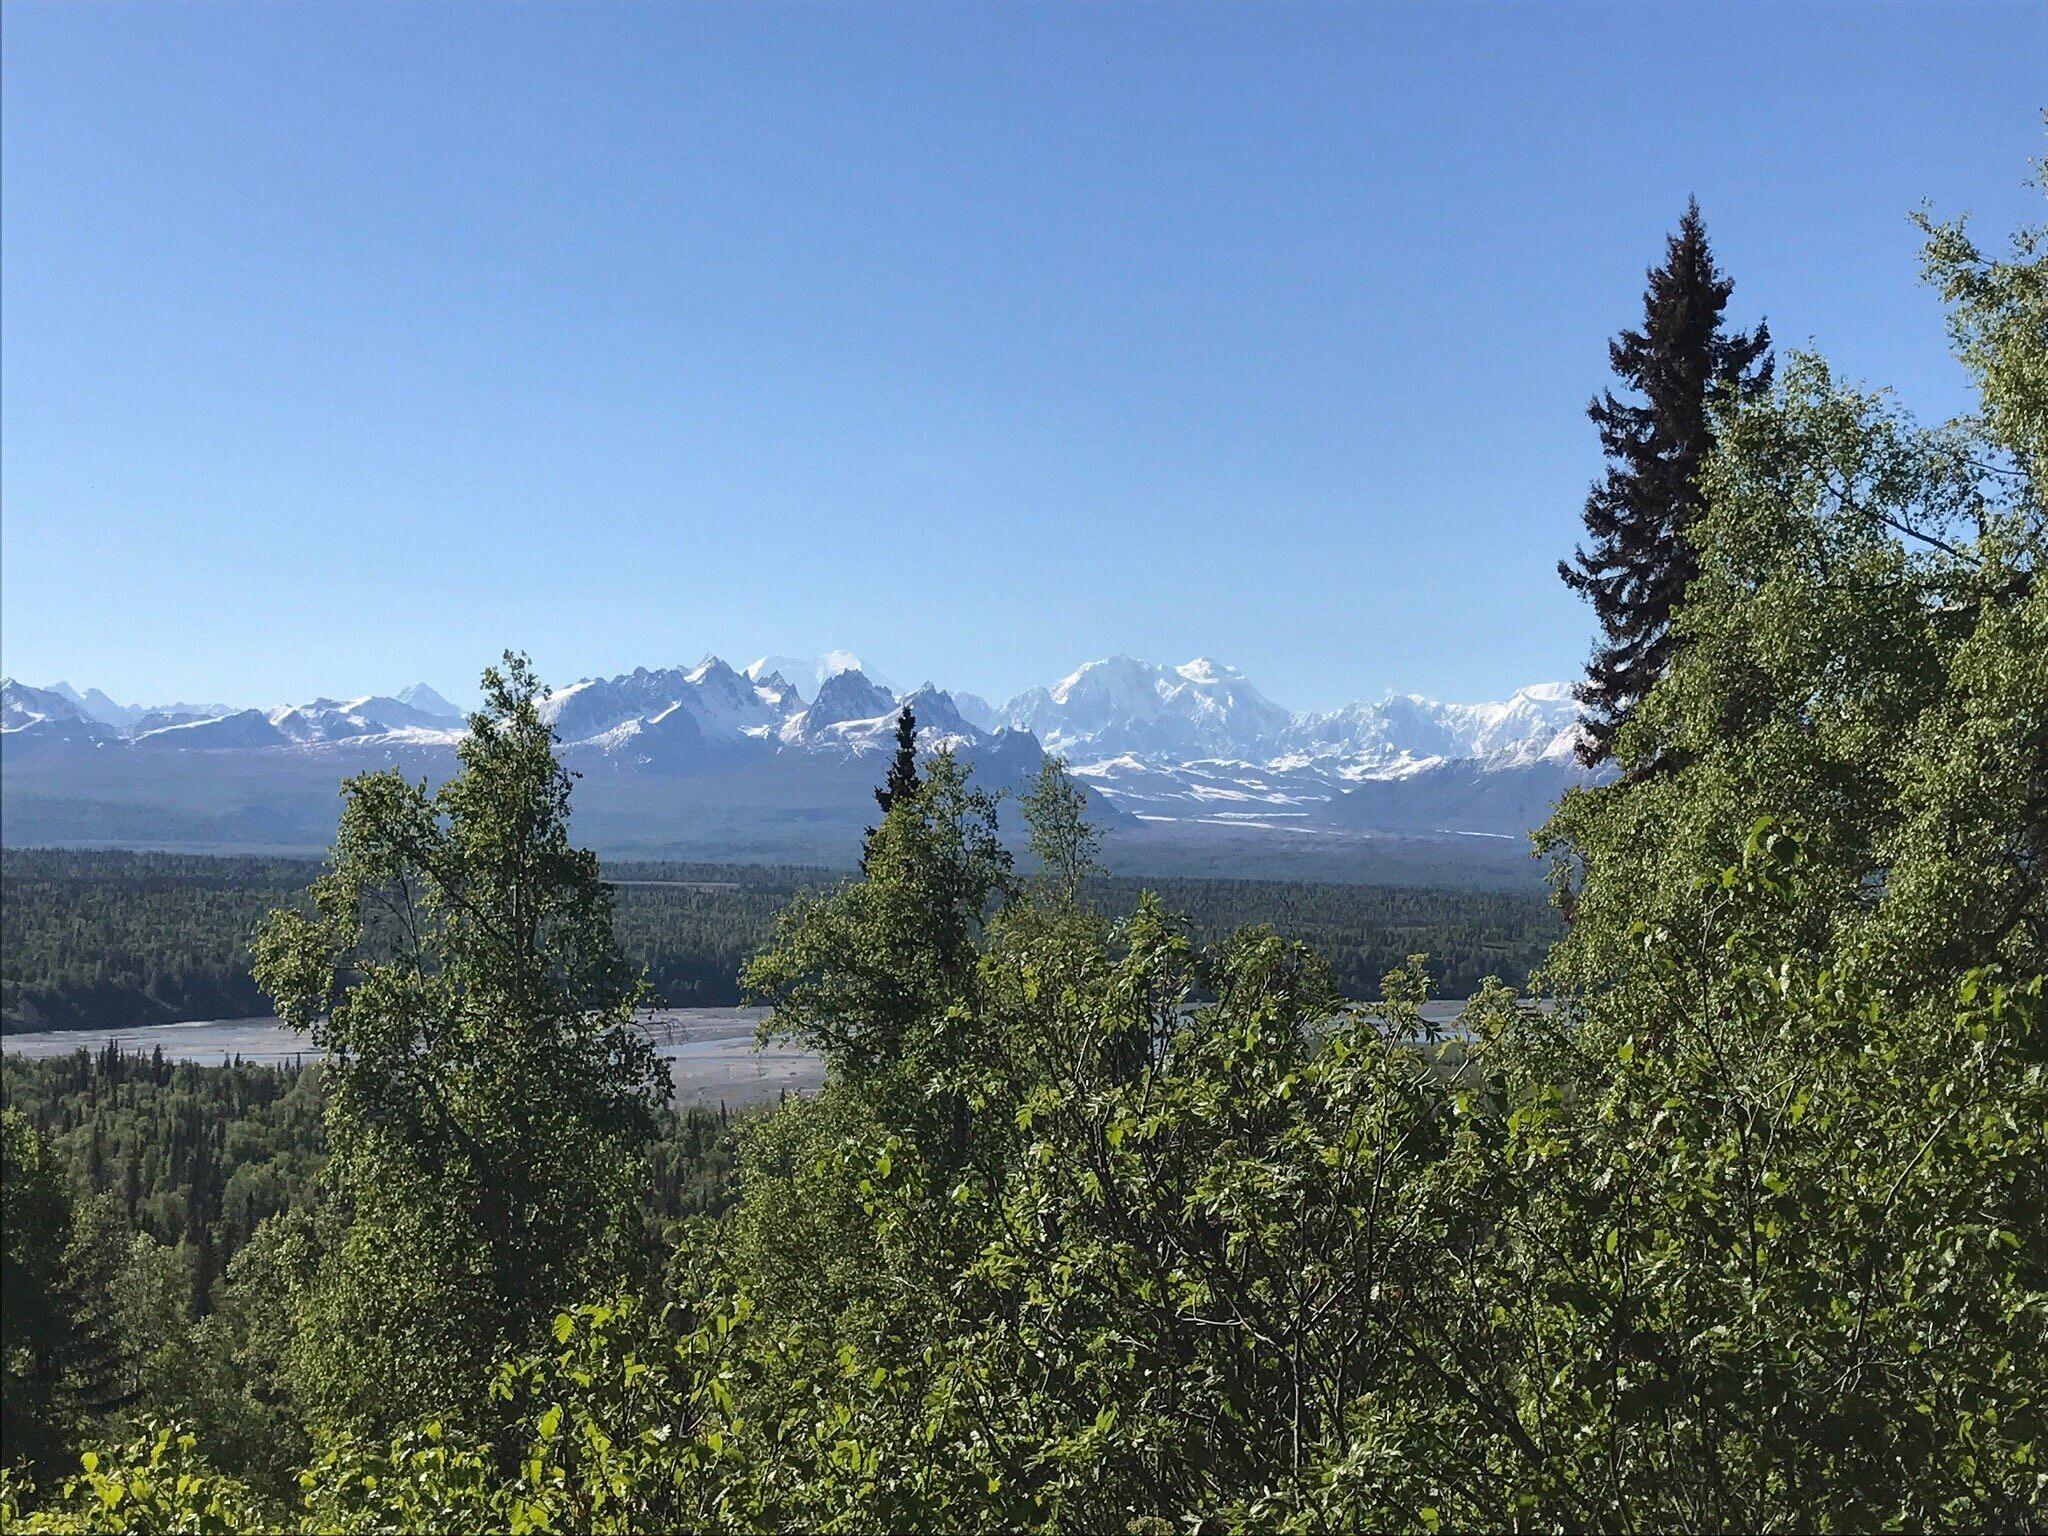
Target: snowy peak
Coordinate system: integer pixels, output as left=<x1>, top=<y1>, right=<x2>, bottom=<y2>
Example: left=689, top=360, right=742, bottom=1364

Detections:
left=0, top=680, right=124, bottom=753
left=951, top=691, right=999, bottom=732
left=1006, top=654, right=1292, bottom=761
left=896, top=684, right=1025, bottom=753
left=900, top=683, right=971, bottom=738
left=990, top=656, right=1589, bottom=832
left=799, top=682, right=1041, bottom=765
left=3, top=656, right=1596, bottom=846
left=4, top=679, right=89, bottom=730
left=542, top=667, right=690, bottom=742
left=132, top=709, right=284, bottom=751
left=266, top=695, right=462, bottom=744
left=541, top=660, right=791, bottom=748
left=682, top=656, right=782, bottom=732
left=748, top=670, right=804, bottom=713
left=1463, top=685, right=1581, bottom=760
left=47, top=682, right=142, bottom=727
left=1279, top=683, right=1580, bottom=774
left=4, top=660, right=1581, bottom=774
left=746, top=651, right=893, bottom=695
left=395, top=683, right=464, bottom=720
left=1174, top=656, right=1241, bottom=685
left=786, top=670, right=898, bottom=744
left=3, top=656, right=1590, bottom=841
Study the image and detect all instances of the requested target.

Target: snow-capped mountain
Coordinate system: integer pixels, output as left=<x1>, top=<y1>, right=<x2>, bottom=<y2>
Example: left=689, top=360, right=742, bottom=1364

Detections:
left=2, top=662, right=1035, bottom=770
left=951, top=692, right=999, bottom=733
left=2, top=656, right=1595, bottom=861
left=542, top=659, right=793, bottom=750
left=269, top=695, right=469, bottom=744
left=1, top=680, right=117, bottom=750
left=1005, top=656, right=1294, bottom=761
left=744, top=651, right=896, bottom=697
left=3, top=681, right=82, bottom=731
left=46, top=683, right=143, bottom=728
left=782, top=669, right=899, bottom=745
left=133, top=709, right=288, bottom=751
left=784, top=678, right=1036, bottom=765
left=1278, top=683, right=1581, bottom=778
left=989, top=658, right=1585, bottom=833
left=395, top=683, right=464, bottom=720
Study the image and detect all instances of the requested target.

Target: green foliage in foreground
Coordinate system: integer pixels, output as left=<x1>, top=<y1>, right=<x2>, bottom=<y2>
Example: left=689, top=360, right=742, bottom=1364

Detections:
left=248, top=654, right=674, bottom=1443
left=4, top=182, right=2043, bottom=1533
left=0, top=1046, right=741, bottom=1299
left=6, top=815, right=2040, bottom=1531
left=0, top=1054, right=743, bottom=1504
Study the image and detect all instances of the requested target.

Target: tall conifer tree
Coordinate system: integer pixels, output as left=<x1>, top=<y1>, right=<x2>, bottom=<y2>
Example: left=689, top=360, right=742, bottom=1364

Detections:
left=875, top=705, right=921, bottom=818
left=1562, top=198, right=1771, bottom=765
left=861, top=706, right=920, bottom=869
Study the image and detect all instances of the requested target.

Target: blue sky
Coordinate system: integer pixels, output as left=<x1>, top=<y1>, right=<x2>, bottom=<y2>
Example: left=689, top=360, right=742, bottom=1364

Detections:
left=2, top=1, right=2040, bottom=713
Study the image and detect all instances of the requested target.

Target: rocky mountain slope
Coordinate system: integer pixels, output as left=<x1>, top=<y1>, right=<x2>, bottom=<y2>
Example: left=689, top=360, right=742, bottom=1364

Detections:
left=3, top=656, right=1595, bottom=869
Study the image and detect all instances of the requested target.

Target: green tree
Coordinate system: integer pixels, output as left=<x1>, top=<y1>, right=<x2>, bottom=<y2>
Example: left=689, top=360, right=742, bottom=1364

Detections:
left=1019, top=755, right=1101, bottom=903
left=0, top=1423, right=279, bottom=1534
left=1513, top=181, right=2048, bottom=1529
left=0, top=1122, right=157, bottom=1484
left=746, top=747, right=1010, bottom=1091
left=861, top=703, right=922, bottom=872
left=1561, top=198, right=1773, bottom=765
left=1420, top=830, right=2046, bottom=1530
left=875, top=704, right=921, bottom=818
left=2, top=1112, right=81, bottom=1475
left=250, top=653, right=670, bottom=1440
left=1541, top=186, right=2045, bottom=1013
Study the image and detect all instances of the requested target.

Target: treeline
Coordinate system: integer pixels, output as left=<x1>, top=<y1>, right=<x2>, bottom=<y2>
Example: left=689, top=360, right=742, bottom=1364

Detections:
left=0, top=854, right=307, bottom=1032
left=0, top=851, right=815, bottom=1030
left=1092, top=874, right=1555, bottom=999
left=2, top=849, right=1557, bottom=1032
left=604, top=862, right=829, bottom=1007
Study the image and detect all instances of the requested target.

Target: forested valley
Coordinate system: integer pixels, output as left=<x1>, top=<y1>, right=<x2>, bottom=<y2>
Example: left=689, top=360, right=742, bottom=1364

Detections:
left=1, top=850, right=1558, bottom=1032
left=2, top=184, right=2043, bottom=1533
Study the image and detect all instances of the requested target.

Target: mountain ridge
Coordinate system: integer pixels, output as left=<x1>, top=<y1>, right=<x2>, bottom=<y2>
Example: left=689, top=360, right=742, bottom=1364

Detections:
left=2, top=657, right=1596, bottom=860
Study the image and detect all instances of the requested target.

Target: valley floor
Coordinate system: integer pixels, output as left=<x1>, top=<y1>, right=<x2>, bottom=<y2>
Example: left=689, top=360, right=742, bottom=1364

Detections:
left=0, top=1006, right=819, bottom=1109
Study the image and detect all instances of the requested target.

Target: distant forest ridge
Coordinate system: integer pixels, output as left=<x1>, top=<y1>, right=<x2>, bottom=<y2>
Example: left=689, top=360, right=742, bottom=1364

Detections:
left=0, top=848, right=1559, bottom=1033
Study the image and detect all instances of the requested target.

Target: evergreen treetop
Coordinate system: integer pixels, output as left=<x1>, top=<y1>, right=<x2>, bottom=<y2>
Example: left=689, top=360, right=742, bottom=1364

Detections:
left=875, top=705, right=920, bottom=817
left=1562, top=197, right=1772, bottom=765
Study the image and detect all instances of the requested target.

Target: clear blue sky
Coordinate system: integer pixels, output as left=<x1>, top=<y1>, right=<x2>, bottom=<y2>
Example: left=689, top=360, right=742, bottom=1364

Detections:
left=2, top=1, right=2040, bottom=713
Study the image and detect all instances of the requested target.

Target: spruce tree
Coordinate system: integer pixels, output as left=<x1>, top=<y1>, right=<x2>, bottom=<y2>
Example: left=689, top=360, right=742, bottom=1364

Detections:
left=861, top=705, right=920, bottom=869
left=875, top=705, right=920, bottom=817
left=1561, top=198, right=1771, bottom=765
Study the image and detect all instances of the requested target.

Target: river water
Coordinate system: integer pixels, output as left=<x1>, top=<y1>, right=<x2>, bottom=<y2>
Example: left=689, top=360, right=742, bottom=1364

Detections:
left=2, top=998, right=1495, bottom=1108
left=0, top=1008, right=822, bottom=1110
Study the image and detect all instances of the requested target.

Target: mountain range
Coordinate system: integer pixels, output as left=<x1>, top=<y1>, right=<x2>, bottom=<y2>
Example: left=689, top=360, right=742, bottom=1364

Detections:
left=1, top=655, right=1595, bottom=881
